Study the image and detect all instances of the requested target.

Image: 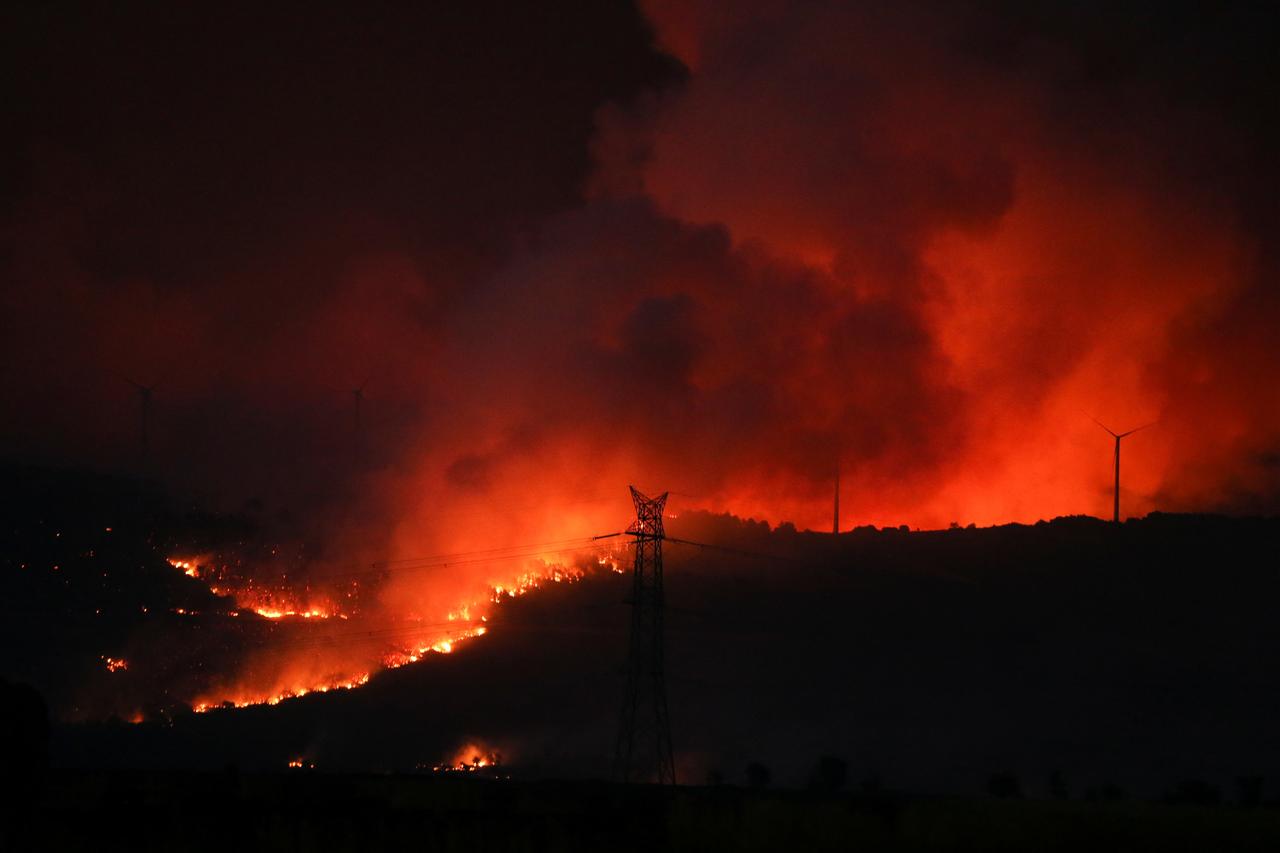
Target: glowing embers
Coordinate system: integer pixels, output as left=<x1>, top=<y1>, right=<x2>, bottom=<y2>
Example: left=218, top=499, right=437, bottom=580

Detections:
left=490, top=565, right=585, bottom=602
left=191, top=672, right=372, bottom=714
left=245, top=605, right=337, bottom=620
left=168, top=558, right=198, bottom=578
left=167, top=556, right=344, bottom=621
left=174, top=550, right=606, bottom=717
left=379, top=623, right=488, bottom=669
left=101, top=655, right=128, bottom=673
left=598, top=554, right=625, bottom=574
left=429, top=742, right=505, bottom=775
left=287, top=758, right=315, bottom=770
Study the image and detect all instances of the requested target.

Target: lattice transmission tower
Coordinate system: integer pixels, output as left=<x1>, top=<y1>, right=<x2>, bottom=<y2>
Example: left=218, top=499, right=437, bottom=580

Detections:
left=614, top=485, right=676, bottom=785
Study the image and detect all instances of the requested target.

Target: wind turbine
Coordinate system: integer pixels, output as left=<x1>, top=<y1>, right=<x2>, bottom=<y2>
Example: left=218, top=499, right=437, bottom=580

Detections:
left=1091, top=417, right=1154, bottom=523
left=833, top=457, right=841, bottom=535
left=123, top=376, right=159, bottom=469
left=351, top=377, right=370, bottom=463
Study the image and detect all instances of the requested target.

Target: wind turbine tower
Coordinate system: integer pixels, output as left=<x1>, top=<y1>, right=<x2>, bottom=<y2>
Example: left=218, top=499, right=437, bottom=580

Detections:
left=351, top=378, right=369, bottom=463
left=124, top=377, right=158, bottom=469
left=1092, top=418, right=1153, bottom=523
left=833, top=460, right=840, bottom=535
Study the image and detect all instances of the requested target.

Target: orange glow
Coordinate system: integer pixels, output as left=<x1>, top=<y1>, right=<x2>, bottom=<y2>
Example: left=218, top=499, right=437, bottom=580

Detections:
left=432, top=741, right=503, bottom=773
left=102, top=656, right=128, bottom=673
left=168, top=558, right=199, bottom=578
left=170, top=543, right=615, bottom=715
left=168, top=556, right=345, bottom=621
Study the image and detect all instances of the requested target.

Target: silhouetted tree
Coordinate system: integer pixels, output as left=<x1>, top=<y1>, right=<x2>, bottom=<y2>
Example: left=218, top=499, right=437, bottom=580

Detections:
left=809, top=756, right=848, bottom=793
left=860, top=774, right=883, bottom=796
left=1084, top=783, right=1126, bottom=802
left=746, top=762, right=772, bottom=789
left=987, top=771, right=1022, bottom=799
left=1237, top=776, right=1264, bottom=808
left=1166, top=779, right=1221, bottom=806
left=1049, top=769, right=1069, bottom=800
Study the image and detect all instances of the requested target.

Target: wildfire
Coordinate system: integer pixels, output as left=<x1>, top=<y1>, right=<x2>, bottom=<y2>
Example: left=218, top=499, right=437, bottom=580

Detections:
left=169, top=546, right=615, bottom=716
left=168, top=556, right=345, bottom=621
left=168, top=558, right=198, bottom=578
left=431, top=742, right=503, bottom=774
left=101, top=656, right=128, bottom=673
left=248, top=606, right=337, bottom=620
left=287, top=758, right=314, bottom=770
left=378, top=624, right=488, bottom=669
left=192, top=672, right=372, bottom=713
left=490, top=565, right=585, bottom=602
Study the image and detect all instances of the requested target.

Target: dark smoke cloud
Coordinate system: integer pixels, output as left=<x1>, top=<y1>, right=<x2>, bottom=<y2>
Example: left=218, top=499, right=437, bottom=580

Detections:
left=587, top=0, right=1280, bottom=525
left=2, top=0, right=1277, bottom=555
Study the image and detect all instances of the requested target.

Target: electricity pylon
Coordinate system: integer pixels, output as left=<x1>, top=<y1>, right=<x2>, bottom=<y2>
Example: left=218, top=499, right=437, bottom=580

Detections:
left=614, top=485, right=676, bottom=785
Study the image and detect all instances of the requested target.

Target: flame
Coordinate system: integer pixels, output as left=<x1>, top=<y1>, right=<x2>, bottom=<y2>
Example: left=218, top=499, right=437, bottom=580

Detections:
left=431, top=741, right=503, bottom=773
left=171, top=549, right=610, bottom=716
left=249, top=606, right=338, bottom=620
left=491, top=565, right=585, bottom=603
left=168, top=558, right=199, bottom=578
left=168, top=556, right=345, bottom=621
left=191, top=672, right=373, bottom=713
left=101, top=656, right=128, bottom=673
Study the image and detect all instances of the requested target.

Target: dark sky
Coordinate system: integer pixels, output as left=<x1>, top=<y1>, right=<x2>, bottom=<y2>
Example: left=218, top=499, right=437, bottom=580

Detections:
left=3, top=3, right=675, bottom=280
left=2, top=1, right=1277, bottom=535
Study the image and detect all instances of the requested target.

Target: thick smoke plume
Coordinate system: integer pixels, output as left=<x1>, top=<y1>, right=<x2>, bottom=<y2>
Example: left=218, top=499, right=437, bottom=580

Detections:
left=3, top=1, right=1278, bottom=710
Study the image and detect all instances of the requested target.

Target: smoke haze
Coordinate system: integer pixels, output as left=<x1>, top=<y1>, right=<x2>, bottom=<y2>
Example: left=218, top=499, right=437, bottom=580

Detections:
left=3, top=2, right=1277, bottom=553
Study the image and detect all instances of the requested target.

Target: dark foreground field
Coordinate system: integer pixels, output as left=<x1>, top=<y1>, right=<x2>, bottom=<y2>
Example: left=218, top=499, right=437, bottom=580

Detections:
left=7, top=770, right=1280, bottom=853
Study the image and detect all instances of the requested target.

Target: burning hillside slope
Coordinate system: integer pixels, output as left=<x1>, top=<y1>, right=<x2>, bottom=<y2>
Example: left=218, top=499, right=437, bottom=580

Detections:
left=52, top=510, right=1280, bottom=797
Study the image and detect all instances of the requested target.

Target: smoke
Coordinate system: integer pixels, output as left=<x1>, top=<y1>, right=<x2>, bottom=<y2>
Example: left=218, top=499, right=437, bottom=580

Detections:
left=3, top=2, right=1278, bottom=691
left=378, top=0, right=1280, bottom=544
left=589, top=0, right=1279, bottom=526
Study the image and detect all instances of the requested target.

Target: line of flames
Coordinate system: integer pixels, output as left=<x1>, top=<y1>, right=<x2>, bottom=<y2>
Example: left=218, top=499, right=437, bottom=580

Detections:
left=152, top=550, right=627, bottom=717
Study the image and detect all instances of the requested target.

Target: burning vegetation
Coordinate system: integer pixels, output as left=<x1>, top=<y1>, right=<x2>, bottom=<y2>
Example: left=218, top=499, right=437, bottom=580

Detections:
left=429, top=742, right=506, bottom=776
left=158, top=541, right=616, bottom=716
left=165, top=557, right=345, bottom=622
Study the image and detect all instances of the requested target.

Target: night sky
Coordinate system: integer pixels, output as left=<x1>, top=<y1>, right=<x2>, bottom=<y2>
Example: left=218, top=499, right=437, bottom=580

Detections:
left=3, top=0, right=1280, bottom=795
left=5, top=1, right=1278, bottom=531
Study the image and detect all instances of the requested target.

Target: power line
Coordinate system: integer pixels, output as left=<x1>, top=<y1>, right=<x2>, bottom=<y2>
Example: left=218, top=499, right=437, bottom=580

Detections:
left=375, top=535, right=615, bottom=566
left=305, top=540, right=631, bottom=582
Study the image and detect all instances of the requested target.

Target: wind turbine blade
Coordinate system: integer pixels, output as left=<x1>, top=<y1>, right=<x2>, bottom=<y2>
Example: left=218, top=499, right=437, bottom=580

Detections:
left=1088, top=415, right=1118, bottom=438
left=1117, top=421, right=1157, bottom=439
left=114, top=368, right=143, bottom=390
